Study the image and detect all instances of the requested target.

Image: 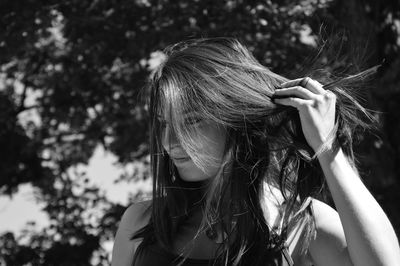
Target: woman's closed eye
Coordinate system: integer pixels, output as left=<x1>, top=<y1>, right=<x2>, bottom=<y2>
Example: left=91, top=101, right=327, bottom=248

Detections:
left=157, top=116, right=202, bottom=128
left=185, top=117, right=202, bottom=126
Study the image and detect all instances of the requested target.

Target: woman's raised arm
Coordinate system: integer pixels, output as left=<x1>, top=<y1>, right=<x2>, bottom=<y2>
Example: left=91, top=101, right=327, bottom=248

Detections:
left=274, top=77, right=400, bottom=266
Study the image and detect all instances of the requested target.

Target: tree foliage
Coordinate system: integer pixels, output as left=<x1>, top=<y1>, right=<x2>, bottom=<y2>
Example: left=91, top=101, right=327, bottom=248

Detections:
left=1, top=0, right=399, bottom=264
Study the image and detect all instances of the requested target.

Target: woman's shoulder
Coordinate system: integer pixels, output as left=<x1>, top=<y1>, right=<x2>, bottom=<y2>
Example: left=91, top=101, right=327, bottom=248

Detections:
left=261, top=184, right=337, bottom=228
left=286, top=198, right=351, bottom=266
left=260, top=186, right=344, bottom=264
left=307, top=198, right=353, bottom=265
left=111, top=199, right=152, bottom=266
left=309, top=198, right=346, bottom=240
left=120, top=199, right=152, bottom=231
left=309, top=198, right=337, bottom=223
left=286, top=198, right=340, bottom=266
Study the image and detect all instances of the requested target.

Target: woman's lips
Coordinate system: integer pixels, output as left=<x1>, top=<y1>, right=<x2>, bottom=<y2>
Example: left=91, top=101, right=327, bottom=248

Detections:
left=169, top=147, right=190, bottom=163
left=172, top=156, right=191, bottom=163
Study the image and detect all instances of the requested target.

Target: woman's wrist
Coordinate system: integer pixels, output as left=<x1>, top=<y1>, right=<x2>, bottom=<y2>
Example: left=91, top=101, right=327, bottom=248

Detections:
left=316, top=145, right=342, bottom=165
left=310, top=137, right=339, bottom=161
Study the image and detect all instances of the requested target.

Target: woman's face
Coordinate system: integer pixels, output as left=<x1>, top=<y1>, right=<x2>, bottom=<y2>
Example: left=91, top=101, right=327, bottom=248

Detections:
left=160, top=111, right=227, bottom=182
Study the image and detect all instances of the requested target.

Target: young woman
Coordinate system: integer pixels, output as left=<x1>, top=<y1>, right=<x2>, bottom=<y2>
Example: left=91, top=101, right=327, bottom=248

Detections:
left=112, top=38, right=400, bottom=266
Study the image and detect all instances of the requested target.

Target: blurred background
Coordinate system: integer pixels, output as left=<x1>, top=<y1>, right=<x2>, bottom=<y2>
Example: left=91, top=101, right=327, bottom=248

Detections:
left=0, top=0, right=399, bottom=265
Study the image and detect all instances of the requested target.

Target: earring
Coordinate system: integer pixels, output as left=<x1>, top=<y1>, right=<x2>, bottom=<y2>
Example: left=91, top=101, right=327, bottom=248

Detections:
left=169, top=159, right=176, bottom=183
left=206, top=224, right=218, bottom=240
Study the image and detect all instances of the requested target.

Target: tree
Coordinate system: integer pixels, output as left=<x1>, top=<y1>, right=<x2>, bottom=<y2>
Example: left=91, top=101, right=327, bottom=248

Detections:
left=1, top=0, right=399, bottom=264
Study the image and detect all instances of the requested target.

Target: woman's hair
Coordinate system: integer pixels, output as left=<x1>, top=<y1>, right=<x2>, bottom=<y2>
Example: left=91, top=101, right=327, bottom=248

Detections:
left=132, top=37, right=377, bottom=265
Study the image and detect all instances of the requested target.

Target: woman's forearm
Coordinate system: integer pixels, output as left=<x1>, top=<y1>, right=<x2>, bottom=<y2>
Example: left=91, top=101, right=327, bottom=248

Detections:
left=318, top=147, right=400, bottom=266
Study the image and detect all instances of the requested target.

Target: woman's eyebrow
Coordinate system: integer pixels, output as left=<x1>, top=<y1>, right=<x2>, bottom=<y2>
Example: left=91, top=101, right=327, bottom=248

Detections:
left=182, top=111, right=199, bottom=117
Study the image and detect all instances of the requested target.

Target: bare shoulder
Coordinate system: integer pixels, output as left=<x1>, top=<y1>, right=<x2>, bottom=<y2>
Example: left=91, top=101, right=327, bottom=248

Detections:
left=119, top=200, right=152, bottom=232
left=310, top=198, right=346, bottom=242
left=111, top=200, right=152, bottom=266
left=260, top=188, right=353, bottom=266
left=310, top=198, right=340, bottom=228
left=308, top=198, right=353, bottom=266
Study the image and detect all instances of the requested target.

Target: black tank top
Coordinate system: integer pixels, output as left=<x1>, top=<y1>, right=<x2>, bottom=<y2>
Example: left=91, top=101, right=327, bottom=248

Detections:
left=131, top=180, right=311, bottom=266
left=132, top=240, right=294, bottom=266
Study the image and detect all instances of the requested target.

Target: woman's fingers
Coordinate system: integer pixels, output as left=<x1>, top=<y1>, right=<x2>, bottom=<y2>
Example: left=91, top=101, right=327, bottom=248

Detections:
left=281, top=77, right=325, bottom=94
left=273, top=86, right=318, bottom=100
left=273, top=77, right=333, bottom=112
left=272, top=97, right=313, bottom=109
left=273, top=77, right=337, bottom=152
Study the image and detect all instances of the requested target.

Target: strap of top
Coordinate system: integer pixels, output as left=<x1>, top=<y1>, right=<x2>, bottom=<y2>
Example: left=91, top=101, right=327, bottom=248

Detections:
left=282, top=246, right=295, bottom=266
left=281, top=196, right=314, bottom=266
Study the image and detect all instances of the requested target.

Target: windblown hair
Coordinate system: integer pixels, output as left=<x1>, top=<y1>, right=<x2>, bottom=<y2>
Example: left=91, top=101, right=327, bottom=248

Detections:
left=132, top=37, right=377, bottom=265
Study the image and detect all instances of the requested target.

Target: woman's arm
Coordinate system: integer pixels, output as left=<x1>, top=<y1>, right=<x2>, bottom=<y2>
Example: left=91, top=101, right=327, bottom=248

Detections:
left=312, top=147, right=400, bottom=266
left=273, top=77, right=400, bottom=266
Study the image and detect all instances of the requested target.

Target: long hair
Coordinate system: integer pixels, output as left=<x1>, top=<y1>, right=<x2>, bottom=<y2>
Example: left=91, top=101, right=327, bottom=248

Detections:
left=132, top=37, right=377, bottom=265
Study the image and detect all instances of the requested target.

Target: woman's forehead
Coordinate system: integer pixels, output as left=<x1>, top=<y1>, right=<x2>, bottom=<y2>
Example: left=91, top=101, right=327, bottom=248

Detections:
left=157, top=80, right=199, bottom=119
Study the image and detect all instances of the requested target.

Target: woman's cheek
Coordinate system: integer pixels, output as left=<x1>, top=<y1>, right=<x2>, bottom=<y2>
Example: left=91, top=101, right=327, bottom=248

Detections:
left=204, top=125, right=227, bottom=161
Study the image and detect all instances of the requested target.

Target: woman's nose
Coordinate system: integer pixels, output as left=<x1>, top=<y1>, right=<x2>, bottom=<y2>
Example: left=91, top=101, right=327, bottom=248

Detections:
left=161, top=124, right=179, bottom=148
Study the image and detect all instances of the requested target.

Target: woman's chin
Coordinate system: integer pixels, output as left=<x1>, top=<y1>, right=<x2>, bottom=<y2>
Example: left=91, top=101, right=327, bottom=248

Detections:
left=176, top=167, right=213, bottom=182
left=178, top=169, right=212, bottom=182
left=174, top=158, right=223, bottom=182
left=179, top=176, right=212, bottom=182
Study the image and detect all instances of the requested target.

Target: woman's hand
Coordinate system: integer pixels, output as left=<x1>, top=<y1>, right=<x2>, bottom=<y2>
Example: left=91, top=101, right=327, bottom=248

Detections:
left=272, top=77, right=337, bottom=152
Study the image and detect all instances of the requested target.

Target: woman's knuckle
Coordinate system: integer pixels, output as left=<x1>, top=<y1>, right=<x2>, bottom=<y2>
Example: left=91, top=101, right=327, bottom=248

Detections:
left=316, top=95, right=324, bottom=103
left=302, top=103, right=312, bottom=111
left=324, top=91, right=336, bottom=100
left=315, top=80, right=323, bottom=87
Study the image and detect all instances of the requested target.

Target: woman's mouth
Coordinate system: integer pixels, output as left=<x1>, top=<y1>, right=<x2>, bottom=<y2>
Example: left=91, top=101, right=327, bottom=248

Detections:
left=172, top=156, right=191, bottom=163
